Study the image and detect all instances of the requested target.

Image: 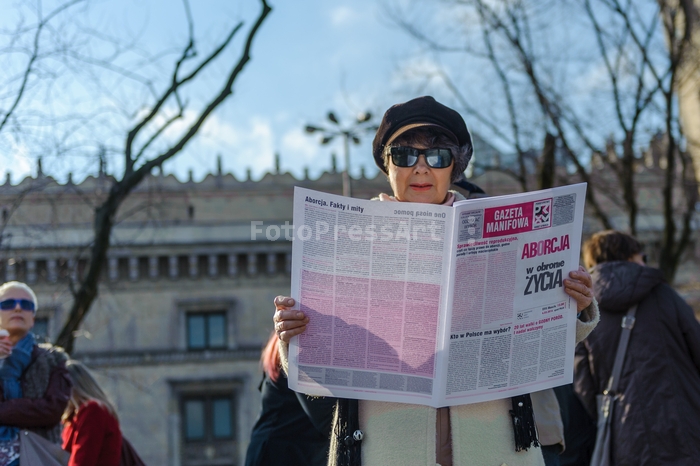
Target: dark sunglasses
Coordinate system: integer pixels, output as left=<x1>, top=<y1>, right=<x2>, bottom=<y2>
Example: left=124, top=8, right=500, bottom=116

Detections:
left=0, top=299, right=35, bottom=312
left=388, top=146, right=453, bottom=169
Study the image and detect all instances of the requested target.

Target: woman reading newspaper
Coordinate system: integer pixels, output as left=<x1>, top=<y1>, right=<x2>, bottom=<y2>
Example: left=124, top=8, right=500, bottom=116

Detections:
left=274, top=96, right=600, bottom=466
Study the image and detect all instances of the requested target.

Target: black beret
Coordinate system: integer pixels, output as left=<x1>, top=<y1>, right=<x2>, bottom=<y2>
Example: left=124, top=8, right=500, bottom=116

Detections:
left=372, top=96, right=473, bottom=175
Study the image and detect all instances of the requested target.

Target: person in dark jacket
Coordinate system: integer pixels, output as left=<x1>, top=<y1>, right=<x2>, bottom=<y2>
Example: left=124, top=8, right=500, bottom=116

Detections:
left=575, top=230, right=700, bottom=466
left=553, top=383, right=595, bottom=466
left=0, top=281, right=71, bottom=466
left=245, top=332, right=336, bottom=466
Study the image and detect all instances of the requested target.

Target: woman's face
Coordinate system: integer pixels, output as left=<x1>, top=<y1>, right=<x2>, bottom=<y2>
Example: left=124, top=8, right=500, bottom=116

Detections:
left=0, top=286, right=35, bottom=340
left=387, top=145, right=453, bottom=205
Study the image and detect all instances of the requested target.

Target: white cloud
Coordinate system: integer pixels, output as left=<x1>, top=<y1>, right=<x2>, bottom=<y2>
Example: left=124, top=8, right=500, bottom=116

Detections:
left=392, top=55, right=444, bottom=88
left=330, top=6, right=359, bottom=26
left=573, top=61, right=612, bottom=95
left=432, top=2, right=472, bottom=25
left=0, top=137, right=34, bottom=183
left=197, top=114, right=277, bottom=179
left=280, top=127, right=332, bottom=177
left=281, top=129, right=319, bottom=161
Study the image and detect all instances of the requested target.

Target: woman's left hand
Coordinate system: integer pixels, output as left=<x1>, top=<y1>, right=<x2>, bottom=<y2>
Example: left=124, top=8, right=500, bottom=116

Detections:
left=564, top=266, right=594, bottom=312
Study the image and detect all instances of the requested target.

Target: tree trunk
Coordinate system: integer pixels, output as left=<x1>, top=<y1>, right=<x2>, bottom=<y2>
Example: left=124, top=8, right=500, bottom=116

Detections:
left=55, top=186, right=127, bottom=353
left=538, top=133, right=556, bottom=190
left=621, top=131, right=638, bottom=235
left=676, top=0, right=700, bottom=186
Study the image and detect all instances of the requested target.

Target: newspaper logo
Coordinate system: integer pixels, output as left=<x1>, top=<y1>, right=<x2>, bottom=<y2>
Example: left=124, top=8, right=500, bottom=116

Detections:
left=482, top=201, right=533, bottom=238
left=458, top=210, right=483, bottom=243
left=532, top=199, right=552, bottom=230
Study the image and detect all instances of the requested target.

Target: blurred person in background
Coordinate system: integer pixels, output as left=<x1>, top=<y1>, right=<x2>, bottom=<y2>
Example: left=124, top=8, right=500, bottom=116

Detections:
left=245, top=332, right=336, bottom=466
left=550, top=383, right=595, bottom=466
left=0, top=281, right=71, bottom=466
left=575, top=230, right=700, bottom=465
left=62, top=360, right=122, bottom=466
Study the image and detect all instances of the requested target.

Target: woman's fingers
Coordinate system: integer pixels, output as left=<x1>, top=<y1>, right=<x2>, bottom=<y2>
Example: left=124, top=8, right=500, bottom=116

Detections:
left=274, top=295, right=296, bottom=309
left=276, top=319, right=309, bottom=342
left=564, top=288, right=592, bottom=312
left=273, top=296, right=307, bottom=342
left=569, top=266, right=593, bottom=287
left=275, top=314, right=309, bottom=342
left=274, top=309, right=307, bottom=324
left=564, top=267, right=594, bottom=312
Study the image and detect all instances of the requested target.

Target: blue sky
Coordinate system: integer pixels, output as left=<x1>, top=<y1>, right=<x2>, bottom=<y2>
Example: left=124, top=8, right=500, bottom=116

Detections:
left=1, top=0, right=670, bottom=185
left=1, top=0, right=440, bottom=184
left=184, top=0, right=419, bottom=181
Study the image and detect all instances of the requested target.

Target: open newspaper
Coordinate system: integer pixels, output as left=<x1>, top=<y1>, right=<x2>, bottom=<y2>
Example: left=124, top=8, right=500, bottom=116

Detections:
left=287, top=183, right=587, bottom=407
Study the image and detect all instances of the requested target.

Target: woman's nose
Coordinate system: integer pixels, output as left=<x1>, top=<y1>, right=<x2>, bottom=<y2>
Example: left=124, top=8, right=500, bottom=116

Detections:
left=413, top=154, right=430, bottom=172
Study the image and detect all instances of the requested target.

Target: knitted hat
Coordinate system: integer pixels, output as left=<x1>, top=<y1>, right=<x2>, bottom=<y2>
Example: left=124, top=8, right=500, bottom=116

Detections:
left=372, top=96, right=473, bottom=177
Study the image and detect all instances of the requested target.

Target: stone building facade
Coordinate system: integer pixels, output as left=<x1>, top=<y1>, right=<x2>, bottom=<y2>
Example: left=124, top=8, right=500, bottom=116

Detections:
left=0, top=168, right=394, bottom=465
left=0, top=154, right=698, bottom=465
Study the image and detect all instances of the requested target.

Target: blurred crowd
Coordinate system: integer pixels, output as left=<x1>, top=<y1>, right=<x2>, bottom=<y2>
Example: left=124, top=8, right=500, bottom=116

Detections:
left=0, top=281, right=146, bottom=466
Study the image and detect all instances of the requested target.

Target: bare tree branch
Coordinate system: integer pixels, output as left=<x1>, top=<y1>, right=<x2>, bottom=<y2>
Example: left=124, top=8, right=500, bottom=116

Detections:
left=55, top=0, right=272, bottom=353
left=0, top=0, right=85, bottom=132
left=439, top=72, right=513, bottom=145
left=133, top=110, right=184, bottom=163
left=476, top=2, right=529, bottom=190
left=123, top=21, right=245, bottom=175
left=474, top=0, right=614, bottom=229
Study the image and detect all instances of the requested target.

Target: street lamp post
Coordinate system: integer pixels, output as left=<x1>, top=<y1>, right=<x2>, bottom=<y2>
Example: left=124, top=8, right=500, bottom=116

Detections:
left=305, top=111, right=376, bottom=198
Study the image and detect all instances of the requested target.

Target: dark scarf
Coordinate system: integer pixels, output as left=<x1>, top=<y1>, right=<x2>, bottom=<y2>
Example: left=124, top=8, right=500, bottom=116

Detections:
left=334, top=398, right=361, bottom=466
left=0, top=333, right=36, bottom=441
left=510, top=394, right=540, bottom=451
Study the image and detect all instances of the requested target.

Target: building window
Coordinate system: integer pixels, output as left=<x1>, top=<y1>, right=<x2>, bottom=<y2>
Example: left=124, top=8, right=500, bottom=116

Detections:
left=186, top=312, right=226, bottom=350
left=184, top=399, right=205, bottom=440
left=177, top=298, right=237, bottom=351
left=171, top=380, right=241, bottom=466
left=182, top=395, right=234, bottom=442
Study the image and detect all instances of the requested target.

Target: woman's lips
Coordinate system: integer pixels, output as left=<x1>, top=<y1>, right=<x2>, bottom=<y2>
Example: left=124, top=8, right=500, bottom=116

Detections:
left=410, top=184, right=432, bottom=191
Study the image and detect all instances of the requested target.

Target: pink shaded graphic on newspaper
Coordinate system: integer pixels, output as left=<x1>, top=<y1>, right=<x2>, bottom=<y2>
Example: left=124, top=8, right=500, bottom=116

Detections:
left=401, top=282, right=439, bottom=376
left=298, top=270, right=438, bottom=378
left=332, top=275, right=370, bottom=369
left=298, top=270, right=334, bottom=366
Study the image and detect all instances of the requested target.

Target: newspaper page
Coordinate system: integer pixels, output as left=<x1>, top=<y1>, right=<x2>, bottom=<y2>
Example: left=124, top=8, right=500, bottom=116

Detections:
left=287, top=184, right=587, bottom=407
left=439, top=183, right=587, bottom=406
left=287, top=187, right=456, bottom=405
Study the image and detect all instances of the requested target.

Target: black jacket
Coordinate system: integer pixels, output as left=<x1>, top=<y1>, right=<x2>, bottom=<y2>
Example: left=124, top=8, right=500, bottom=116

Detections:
left=574, top=261, right=700, bottom=466
left=245, top=373, right=336, bottom=466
